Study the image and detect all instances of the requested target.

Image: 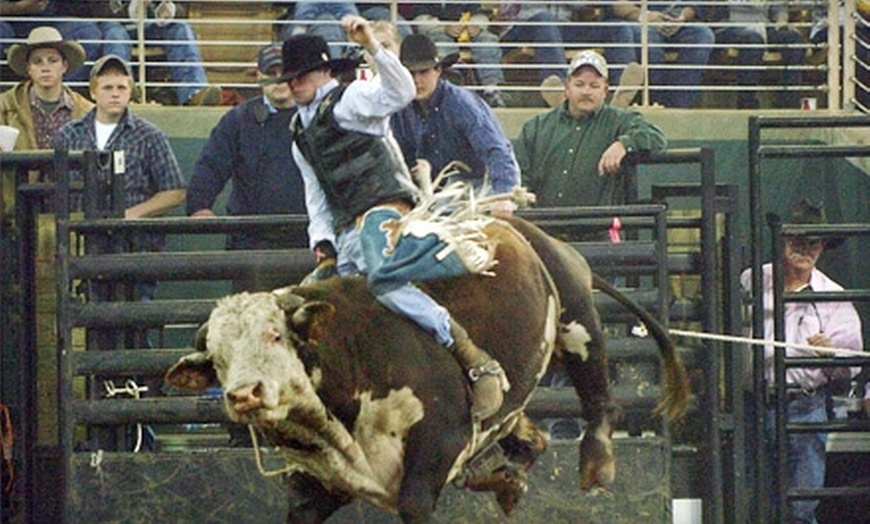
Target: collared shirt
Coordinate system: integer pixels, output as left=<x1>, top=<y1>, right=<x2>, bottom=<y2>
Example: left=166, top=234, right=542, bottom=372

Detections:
left=391, top=79, right=520, bottom=194
left=514, top=102, right=666, bottom=207
left=740, top=263, right=864, bottom=390
left=54, top=108, right=186, bottom=250
left=29, top=87, right=77, bottom=150
left=292, top=46, right=416, bottom=250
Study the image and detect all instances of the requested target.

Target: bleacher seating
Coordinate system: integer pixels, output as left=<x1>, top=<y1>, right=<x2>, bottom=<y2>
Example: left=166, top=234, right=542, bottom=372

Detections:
left=0, top=0, right=865, bottom=111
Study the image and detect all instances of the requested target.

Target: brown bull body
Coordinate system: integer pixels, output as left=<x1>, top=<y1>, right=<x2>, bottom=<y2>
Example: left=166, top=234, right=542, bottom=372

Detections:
left=165, top=217, right=689, bottom=523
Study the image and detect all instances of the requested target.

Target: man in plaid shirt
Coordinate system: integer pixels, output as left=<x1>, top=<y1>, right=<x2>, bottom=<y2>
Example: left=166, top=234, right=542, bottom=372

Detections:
left=54, top=54, right=186, bottom=251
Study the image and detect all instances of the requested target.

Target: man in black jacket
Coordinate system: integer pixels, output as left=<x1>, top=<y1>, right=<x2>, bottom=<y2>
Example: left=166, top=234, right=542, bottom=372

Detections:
left=188, top=43, right=307, bottom=290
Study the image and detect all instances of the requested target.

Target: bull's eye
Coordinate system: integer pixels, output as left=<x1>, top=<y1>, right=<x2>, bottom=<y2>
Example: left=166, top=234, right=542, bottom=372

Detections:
left=265, top=326, right=282, bottom=345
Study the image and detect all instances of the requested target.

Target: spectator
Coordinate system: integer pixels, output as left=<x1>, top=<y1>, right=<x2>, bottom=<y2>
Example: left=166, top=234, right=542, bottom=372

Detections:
left=515, top=50, right=666, bottom=210
left=403, top=2, right=508, bottom=107
left=283, top=18, right=509, bottom=422
left=187, top=43, right=307, bottom=291
left=56, top=0, right=223, bottom=106
left=391, top=33, right=519, bottom=213
left=0, top=0, right=103, bottom=83
left=278, top=2, right=410, bottom=59
left=55, top=53, right=186, bottom=224
left=497, top=2, right=641, bottom=106
left=704, top=0, right=806, bottom=109
left=0, top=26, right=92, bottom=220
left=741, top=198, right=863, bottom=523
left=611, top=1, right=714, bottom=108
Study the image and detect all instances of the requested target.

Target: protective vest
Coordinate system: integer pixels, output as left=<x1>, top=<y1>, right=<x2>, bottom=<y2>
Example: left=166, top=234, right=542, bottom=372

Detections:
left=293, top=85, right=418, bottom=230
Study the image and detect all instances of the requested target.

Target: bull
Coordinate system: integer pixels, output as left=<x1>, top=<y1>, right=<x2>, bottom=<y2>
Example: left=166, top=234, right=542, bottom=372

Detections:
left=165, top=216, right=689, bottom=523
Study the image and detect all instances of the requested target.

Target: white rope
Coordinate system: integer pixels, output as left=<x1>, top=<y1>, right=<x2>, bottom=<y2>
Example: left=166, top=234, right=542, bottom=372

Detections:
left=668, top=328, right=867, bottom=358
left=249, top=425, right=294, bottom=478
left=103, top=379, right=149, bottom=453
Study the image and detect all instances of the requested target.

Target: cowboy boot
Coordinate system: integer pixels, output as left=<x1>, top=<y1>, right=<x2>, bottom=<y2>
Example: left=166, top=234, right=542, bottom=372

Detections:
left=448, top=319, right=511, bottom=422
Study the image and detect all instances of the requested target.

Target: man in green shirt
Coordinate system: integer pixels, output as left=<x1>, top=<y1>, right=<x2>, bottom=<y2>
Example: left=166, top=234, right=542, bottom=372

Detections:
left=515, top=50, right=666, bottom=209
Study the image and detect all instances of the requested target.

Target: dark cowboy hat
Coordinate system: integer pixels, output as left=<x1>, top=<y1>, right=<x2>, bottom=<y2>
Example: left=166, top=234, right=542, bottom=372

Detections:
left=279, top=34, right=359, bottom=82
left=399, top=33, right=460, bottom=72
left=769, top=198, right=845, bottom=249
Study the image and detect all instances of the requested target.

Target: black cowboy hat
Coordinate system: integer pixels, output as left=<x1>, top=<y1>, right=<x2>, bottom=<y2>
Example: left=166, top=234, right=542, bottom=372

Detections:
left=279, top=34, right=359, bottom=82
left=768, top=198, right=846, bottom=249
left=399, top=33, right=460, bottom=72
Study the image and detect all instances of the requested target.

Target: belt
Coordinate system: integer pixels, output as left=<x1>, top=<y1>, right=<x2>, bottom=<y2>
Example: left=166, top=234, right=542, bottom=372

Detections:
left=768, top=384, right=828, bottom=403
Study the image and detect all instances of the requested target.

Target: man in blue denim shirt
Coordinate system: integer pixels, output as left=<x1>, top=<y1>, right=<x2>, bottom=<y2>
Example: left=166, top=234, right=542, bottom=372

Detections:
left=391, top=33, right=519, bottom=214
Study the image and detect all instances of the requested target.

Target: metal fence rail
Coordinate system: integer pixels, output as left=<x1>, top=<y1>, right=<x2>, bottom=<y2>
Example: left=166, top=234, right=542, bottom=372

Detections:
left=747, top=114, right=870, bottom=523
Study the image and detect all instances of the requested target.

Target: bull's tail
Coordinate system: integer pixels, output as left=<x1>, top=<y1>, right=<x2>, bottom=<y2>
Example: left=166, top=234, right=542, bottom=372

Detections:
left=592, top=274, right=691, bottom=422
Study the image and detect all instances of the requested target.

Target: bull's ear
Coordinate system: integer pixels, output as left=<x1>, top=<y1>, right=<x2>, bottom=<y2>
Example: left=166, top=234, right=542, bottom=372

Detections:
left=165, top=352, right=217, bottom=392
left=289, top=301, right=336, bottom=343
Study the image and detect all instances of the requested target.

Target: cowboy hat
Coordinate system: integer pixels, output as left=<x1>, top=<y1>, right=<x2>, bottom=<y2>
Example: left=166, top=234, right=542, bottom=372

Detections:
left=399, top=33, right=460, bottom=72
left=7, top=26, right=86, bottom=78
left=279, top=34, right=359, bottom=82
left=769, top=198, right=846, bottom=249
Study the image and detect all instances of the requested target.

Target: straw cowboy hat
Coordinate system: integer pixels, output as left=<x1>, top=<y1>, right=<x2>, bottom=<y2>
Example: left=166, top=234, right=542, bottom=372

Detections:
left=7, top=26, right=86, bottom=78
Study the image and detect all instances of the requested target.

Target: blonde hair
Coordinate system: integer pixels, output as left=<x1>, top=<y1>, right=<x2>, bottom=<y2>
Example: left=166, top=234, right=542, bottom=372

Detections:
left=88, top=65, right=134, bottom=92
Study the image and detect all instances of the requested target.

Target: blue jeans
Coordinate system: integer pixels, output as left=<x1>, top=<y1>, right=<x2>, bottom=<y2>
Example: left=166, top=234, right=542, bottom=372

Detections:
left=282, top=2, right=358, bottom=59
left=628, top=24, right=714, bottom=108
left=418, top=24, right=504, bottom=87
left=715, top=27, right=805, bottom=108
left=763, top=393, right=828, bottom=524
left=99, top=20, right=210, bottom=104
left=500, top=12, right=637, bottom=84
left=335, top=209, right=455, bottom=347
left=0, top=20, right=102, bottom=82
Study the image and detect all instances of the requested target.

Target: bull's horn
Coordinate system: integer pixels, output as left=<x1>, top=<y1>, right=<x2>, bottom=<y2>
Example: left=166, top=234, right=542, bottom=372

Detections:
left=194, top=323, right=208, bottom=353
left=290, top=301, right=336, bottom=343
left=273, top=288, right=306, bottom=312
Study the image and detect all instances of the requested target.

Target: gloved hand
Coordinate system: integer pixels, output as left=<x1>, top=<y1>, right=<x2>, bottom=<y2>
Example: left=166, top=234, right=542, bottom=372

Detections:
left=300, top=240, right=338, bottom=285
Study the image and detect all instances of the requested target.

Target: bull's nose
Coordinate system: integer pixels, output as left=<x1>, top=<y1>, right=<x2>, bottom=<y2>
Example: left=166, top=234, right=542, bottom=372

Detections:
left=226, top=382, right=264, bottom=413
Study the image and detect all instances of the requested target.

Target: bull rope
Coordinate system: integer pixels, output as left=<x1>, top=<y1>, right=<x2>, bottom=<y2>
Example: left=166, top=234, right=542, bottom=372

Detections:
left=667, top=328, right=866, bottom=358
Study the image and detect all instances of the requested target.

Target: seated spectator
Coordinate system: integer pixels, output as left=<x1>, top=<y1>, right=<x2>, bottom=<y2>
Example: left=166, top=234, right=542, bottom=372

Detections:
left=704, top=1, right=806, bottom=109
left=278, top=2, right=409, bottom=58
left=403, top=2, right=508, bottom=107
left=497, top=2, right=640, bottom=105
left=55, top=0, right=222, bottom=106
left=0, top=0, right=104, bottom=83
left=391, top=33, right=519, bottom=214
left=611, top=1, right=714, bottom=108
left=0, top=26, right=92, bottom=222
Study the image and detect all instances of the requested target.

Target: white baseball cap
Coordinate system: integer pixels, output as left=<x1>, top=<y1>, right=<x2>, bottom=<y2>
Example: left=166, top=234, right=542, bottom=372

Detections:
left=568, top=50, right=608, bottom=80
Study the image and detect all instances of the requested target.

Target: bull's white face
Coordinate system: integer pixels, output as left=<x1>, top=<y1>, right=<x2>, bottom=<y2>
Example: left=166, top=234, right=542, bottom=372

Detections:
left=205, top=292, right=318, bottom=425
